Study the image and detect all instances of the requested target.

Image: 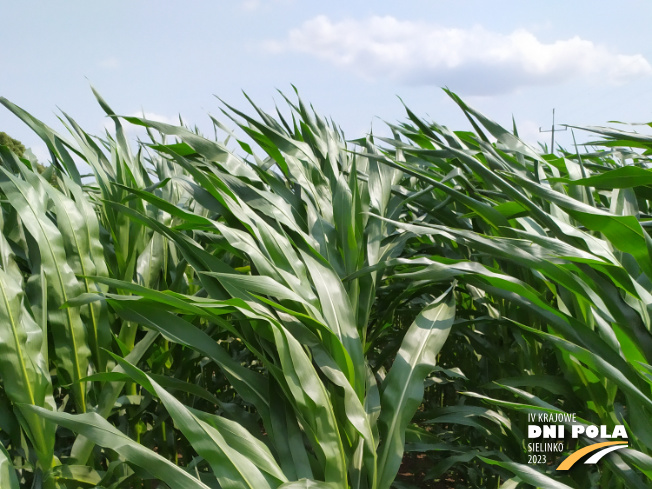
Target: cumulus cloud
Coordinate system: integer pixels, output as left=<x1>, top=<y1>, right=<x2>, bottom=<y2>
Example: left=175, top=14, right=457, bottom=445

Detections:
left=265, top=16, right=652, bottom=95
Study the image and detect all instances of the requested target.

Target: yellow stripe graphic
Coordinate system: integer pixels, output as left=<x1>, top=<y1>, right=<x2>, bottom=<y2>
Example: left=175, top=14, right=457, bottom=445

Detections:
left=557, top=441, right=628, bottom=470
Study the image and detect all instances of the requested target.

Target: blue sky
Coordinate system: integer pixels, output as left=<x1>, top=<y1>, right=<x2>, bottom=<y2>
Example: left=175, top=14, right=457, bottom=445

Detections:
left=2, top=1, right=652, bottom=161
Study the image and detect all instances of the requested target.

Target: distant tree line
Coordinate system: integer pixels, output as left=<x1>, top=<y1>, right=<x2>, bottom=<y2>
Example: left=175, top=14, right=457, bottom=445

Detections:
left=0, top=132, right=26, bottom=158
left=0, top=131, right=56, bottom=185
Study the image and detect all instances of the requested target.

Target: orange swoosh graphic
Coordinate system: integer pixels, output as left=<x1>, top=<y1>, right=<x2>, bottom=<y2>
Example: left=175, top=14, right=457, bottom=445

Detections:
left=557, top=441, right=628, bottom=470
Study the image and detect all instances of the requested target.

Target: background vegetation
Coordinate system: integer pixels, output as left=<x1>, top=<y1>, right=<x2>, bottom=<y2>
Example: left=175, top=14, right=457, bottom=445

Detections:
left=0, top=89, right=651, bottom=488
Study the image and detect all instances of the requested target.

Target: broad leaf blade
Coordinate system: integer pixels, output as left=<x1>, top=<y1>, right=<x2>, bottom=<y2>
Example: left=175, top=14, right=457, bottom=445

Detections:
left=377, top=286, right=456, bottom=489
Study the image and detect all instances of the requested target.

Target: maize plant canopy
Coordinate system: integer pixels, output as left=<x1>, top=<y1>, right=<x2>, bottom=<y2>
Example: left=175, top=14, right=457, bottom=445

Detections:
left=0, top=89, right=650, bottom=489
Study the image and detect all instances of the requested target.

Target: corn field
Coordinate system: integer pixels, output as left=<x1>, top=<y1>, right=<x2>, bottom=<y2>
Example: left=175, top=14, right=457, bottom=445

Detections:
left=0, top=88, right=651, bottom=489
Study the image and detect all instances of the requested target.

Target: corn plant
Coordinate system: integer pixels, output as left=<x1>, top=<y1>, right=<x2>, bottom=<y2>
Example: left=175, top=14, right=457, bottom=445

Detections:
left=372, top=92, right=652, bottom=488
left=0, top=92, right=459, bottom=488
left=0, top=93, right=192, bottom=487
left=0, top=88, right=650, bottom=489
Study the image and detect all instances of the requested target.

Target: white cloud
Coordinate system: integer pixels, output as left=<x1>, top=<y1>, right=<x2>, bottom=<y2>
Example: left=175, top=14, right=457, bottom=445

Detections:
left=265, top=16, right=652, bottom=95
left=240, top=0, right=293, bottom=12
left=241, top=0, right=260, bottom=11
left=97, top=57, right=120, bottom=70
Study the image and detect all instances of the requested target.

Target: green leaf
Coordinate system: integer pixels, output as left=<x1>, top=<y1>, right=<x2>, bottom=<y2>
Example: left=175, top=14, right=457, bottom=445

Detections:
left=479, top=457, right=574, bottom=489
left=278, top=480, right=340, bottom=489
left=508, top=172, right=652, bottom=278
left=109, top=353, right=287, bottom=489
left=550, top=166, right=652, bottom=188
left=377, top=286, right=456, bottom=489
left=51, top=464, right=102, bottom=485
left=0, top=97, right=82, bottom=182
left=0, top=444, right=19, bottom=489
left=22, top=406, right=212, bottom=489
left=0, top=166, right=90, bottom=412
left=105, top=298, right=271, bottom=420
left=70, top=330, right=159, bottom=465
left=0, top=212, right=55, bottom=470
